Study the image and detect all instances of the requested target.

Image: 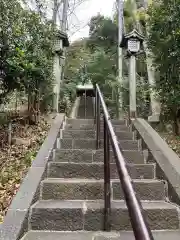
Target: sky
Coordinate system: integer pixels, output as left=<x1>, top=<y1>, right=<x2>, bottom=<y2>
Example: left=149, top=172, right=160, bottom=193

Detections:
left=68, top=0, right=116, bottom=42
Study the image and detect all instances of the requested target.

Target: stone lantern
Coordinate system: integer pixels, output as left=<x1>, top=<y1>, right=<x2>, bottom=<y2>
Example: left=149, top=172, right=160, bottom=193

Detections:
left=53, top=30, right=69, bottom=56
left=120, top=29, right=144, bottom=56
left=120, top=29, right=144, bottom=118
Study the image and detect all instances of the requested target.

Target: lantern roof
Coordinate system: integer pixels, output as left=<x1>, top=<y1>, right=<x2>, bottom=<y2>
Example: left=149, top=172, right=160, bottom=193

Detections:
left=77, top=79, right=94, bottom=90
left=76, top=84, right=94, bottom=90
left=125, top=29, right=144, bottom=41
left=56, top=30, right=69, bottom=47
left=76, top=80, right=94, bottom=97
left=120, top=29, right=144, bottom=48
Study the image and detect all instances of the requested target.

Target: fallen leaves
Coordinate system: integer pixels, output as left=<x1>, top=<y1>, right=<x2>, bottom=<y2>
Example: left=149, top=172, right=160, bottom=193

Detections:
left=0, top=116, right=50, bottom=223
left=160, top=132, right=180, bottom=157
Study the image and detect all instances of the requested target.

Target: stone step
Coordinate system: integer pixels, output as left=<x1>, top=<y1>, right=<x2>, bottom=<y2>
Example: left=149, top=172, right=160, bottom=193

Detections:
left=41, top=178, right=166, bottom=201
left=62, top=130, right=134, bottom=140
left=65, top=124, right=130, bottom=132
left=29, top=200, right=179, bottom=231
left=77, top=111, right=94, bottom=119
left=65, top=123, right=95, bottom=130
left=20, top=230, right=180, bottom=240
left=60, top=139, right=140, bottom=150
left=93, top=150, right=145, bottom=164
left=55, top=149, right=145, bottom=164
left=47, top=162, right=155, bottom=179
left=66, top=119, right=127, bottom=125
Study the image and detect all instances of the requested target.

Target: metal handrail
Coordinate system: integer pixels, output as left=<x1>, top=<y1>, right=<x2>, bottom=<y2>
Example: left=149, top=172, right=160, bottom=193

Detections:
left=95, top=84, right=154, bottom=240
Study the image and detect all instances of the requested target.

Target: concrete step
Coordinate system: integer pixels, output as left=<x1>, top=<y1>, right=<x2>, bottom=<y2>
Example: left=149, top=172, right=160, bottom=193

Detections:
left=47, top=162, right=155, bottom=179
left=29, top=200, right=179, bottom=231
left=55, top=149, right=145, bottom=164
left=62, top=130, right=134, bottom=140
left=41, top=178, right=166, bottom=201
left=60, top=139, right=140, bottom=150
left=66, top=119, right=127, bottom=125
left=65, top=124, right=130, bottom=132
left=93, top=150, right=145, bottom=164
left=20, top=230, right=180, bottom=240
left=77, top=111, right=94, bottom=119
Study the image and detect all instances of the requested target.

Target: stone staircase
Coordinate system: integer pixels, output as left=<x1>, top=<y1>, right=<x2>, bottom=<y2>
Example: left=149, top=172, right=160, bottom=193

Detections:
left=77, top=95, right=94, bottom=119
left=20, top=97, right=180, bottom=239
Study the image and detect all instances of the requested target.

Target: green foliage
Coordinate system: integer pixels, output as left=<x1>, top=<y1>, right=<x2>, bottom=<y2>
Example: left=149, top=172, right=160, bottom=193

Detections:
left=64, top=14, right=119, bottom=117
left=62, top=39, right=92, bottom=113
left=148, top=0, right=180, bottom=133
left=59, top=79, right=77, bottom=115
left=86, top=15, right=119, bottom=117
left=0, top=0, right=54, bottom=108
left=65, top=39, right=91, bottom=82
left=123, top=0, right=137, bottom=32
left=88, top=14, right=118, bottom=52
left=86, top=48, right=117, bottom=86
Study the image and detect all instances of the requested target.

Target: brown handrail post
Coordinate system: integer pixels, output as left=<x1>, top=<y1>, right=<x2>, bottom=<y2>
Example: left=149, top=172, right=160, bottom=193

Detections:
left=94, top=88, right=97, bottom=124
left=96, top=88, right=100, bottom=149
left=104, top=117, right=111, bottom=231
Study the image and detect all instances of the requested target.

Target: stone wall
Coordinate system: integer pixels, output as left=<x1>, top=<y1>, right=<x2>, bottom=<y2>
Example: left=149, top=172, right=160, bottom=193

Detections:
left=132, top=118, right=180, bottom=205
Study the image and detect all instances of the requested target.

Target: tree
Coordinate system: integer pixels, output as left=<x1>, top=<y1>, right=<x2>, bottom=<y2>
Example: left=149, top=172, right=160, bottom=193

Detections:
left=86, top=14, right=120, bottom=117
left=148, top=0, right=180, bottom=134
left=87, top=48, right=120, bottom=117
left=60, top=38, right=91, bottom=113
left=65, top=39, right=91, bottom=81
left=88, top=14, right=118, bottom=53
left=0, top=0, right=54, bottom=122
left=63, top=14, right=120, bottom=117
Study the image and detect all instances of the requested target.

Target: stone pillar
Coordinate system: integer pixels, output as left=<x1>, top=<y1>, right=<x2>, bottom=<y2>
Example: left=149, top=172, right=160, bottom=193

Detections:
left=129, top=55, right=136, bottom=119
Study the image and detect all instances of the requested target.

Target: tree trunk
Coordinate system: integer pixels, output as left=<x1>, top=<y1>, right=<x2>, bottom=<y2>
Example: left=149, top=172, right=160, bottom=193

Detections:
left=143, top=37, right=161, bottom=121
left=7, top=121, right=12, bottom=145
left=173, top=109, right=180, bottom=135
left=173, top=116, right=179, bottom=135
left=33, top=79, right=40, bottom=124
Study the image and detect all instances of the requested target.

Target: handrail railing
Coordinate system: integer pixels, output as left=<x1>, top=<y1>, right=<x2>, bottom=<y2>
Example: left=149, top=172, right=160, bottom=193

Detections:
left=95, top=84, right=154, bottom=240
